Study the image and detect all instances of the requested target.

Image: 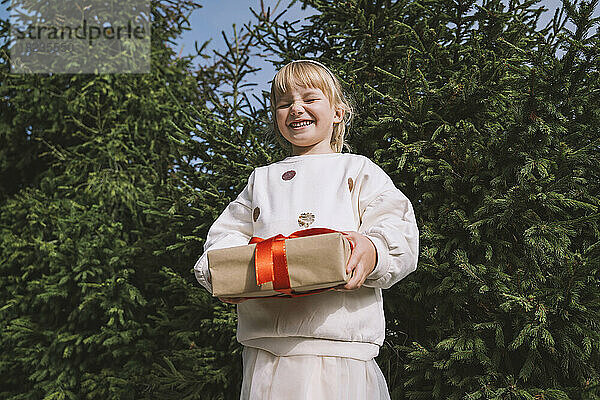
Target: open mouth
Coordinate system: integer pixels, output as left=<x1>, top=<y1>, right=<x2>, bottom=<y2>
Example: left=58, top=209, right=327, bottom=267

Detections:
left=289, top=120, right=314, bottom=128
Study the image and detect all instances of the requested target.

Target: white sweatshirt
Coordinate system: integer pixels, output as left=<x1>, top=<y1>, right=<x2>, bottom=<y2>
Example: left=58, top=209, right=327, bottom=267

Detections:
left=194, top=152, right=419, bottom=360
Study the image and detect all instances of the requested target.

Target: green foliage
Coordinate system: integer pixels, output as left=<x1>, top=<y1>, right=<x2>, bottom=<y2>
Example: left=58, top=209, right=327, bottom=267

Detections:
left=251, top=0, right=600, bottom=398
left=140, top=15, right=285, bottom=400
left=0, top=0, right=245, bottom=398
left=1, top=0, right=599, bottom=398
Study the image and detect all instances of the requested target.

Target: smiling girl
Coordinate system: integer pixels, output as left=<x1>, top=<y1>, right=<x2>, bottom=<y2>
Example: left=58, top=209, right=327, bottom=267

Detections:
left=194, top=60, right=419, bottom=399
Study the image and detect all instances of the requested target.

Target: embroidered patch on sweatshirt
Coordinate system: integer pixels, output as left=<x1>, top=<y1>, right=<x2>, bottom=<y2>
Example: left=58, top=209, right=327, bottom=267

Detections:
left=253, top=207, right=260, bottom=222
left=298, top=212, right=315, bottom=228
left=282, top=170, right=296, bottom=181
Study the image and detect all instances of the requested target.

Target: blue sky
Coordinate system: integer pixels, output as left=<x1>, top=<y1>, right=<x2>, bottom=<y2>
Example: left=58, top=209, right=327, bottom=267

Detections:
left=2, top=0, right=597, bottom=100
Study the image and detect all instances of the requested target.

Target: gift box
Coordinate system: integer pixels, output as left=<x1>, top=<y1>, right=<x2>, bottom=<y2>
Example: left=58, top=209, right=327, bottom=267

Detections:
left=208, top=229, right=352, bottom=298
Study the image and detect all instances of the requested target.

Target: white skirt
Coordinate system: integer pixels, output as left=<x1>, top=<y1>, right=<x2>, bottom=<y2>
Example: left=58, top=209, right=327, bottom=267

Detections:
left=240, top=346, right=391, bottom=400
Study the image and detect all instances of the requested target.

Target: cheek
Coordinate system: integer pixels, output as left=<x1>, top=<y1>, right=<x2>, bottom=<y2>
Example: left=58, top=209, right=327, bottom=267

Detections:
left=275, top=111, right=286, bottom=127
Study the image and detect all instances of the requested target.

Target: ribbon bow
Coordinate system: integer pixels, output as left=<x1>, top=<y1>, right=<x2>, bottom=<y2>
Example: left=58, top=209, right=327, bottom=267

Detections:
left=248, top=227, right=353, bottom=297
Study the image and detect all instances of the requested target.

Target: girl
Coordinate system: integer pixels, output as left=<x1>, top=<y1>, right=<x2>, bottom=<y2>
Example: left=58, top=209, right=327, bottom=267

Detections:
left=194, top=60, right=419, bottom=399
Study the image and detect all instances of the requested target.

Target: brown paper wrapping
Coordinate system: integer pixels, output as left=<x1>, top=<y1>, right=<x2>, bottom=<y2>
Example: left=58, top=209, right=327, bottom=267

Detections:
left=208, top=232, right=352, bottom=297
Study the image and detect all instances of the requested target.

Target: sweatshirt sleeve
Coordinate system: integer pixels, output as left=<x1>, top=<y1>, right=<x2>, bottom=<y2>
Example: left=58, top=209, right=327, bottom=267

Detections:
left=193, top=170, right=255, bottom=293
left=356, top=160, right=419, bottom=289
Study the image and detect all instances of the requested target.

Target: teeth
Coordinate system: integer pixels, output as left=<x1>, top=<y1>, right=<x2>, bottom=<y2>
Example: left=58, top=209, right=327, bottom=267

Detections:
left=290, top=121, right=313, bottom=128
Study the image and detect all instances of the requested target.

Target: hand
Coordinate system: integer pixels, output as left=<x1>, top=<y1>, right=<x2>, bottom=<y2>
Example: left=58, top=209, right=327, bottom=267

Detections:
left=334, top=231, right=377, bottom=291
left=218, top=297, right=248, bottom=304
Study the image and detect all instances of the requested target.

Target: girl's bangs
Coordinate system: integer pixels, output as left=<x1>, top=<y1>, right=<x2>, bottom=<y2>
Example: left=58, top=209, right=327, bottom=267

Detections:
left=272, top=62, right=335, bottom=101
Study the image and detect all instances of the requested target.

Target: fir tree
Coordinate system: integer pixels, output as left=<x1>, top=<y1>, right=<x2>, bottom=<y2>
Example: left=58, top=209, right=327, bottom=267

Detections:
left=2, top=0, right=599, bottom=399
left=0, top=1, right=229, bottom=398
left=251, top=0, right=600, bottom=398
left=141, top=12, right=286, bottom=398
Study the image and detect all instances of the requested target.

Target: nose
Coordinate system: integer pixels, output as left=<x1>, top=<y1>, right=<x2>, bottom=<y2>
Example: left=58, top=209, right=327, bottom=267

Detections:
left=290, top=102, right=304, bottom=115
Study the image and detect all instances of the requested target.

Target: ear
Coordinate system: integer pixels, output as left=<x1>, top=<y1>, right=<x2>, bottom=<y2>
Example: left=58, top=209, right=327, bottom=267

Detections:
left=333, top=105, right=345, bottom=124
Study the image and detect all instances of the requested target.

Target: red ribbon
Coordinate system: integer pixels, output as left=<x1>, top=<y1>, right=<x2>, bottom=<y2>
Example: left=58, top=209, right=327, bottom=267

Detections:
left=247, top=227, right=353, bottom=298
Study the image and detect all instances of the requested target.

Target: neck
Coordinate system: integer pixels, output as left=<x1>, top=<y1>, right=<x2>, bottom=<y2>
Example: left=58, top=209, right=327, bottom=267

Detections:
left=291, top=144, right=335, bottom=156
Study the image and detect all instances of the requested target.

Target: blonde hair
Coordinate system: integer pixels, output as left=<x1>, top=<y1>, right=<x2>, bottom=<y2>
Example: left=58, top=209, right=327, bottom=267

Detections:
left=269, top=60, right=354, bottom=154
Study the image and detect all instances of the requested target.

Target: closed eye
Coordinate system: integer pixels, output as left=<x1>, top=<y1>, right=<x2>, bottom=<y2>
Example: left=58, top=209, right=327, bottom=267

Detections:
left=277, top=98, right=319, bottom=108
